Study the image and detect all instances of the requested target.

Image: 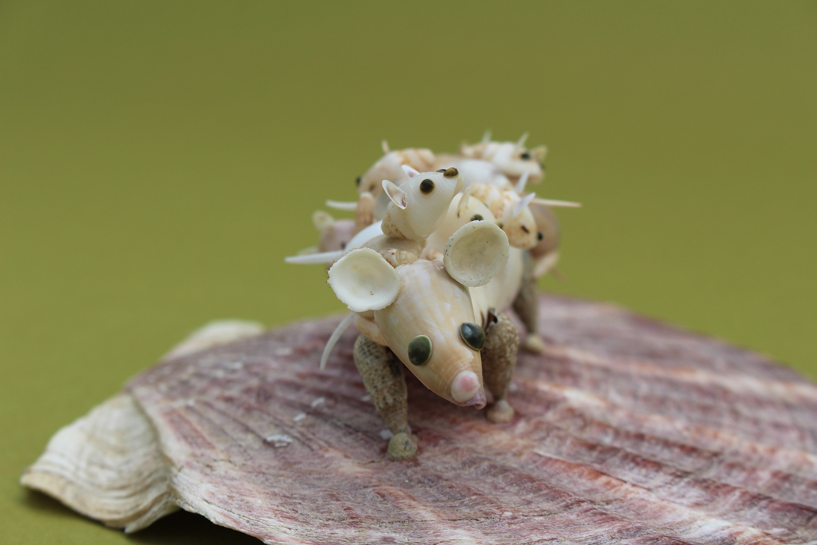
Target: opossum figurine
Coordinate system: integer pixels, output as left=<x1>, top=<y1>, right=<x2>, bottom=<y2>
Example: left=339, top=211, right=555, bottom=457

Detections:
left=327, top=218, right=515, bottom=460
left=460, top=131, right=547, bottom=185
left=466, top=172, right=581, bottom=250
left=327, top=142, right=437, bottom=229
left=286, top=166, right=463, bottom=268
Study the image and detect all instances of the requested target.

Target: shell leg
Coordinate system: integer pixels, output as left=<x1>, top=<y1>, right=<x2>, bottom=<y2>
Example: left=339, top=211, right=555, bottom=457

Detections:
left=352, top=334, right=417, bottom=460
left=481, top=310, right=519, bottom=423
left=355, top=192, right=376, bottom=231
left=513, top=250, right=545, bottom=354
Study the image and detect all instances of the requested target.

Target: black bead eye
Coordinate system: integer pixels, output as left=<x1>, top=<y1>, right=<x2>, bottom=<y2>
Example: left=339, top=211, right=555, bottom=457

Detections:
left=537, top=231, right=544, bottom=241
left=520, top=152, right=531, bottom=160
left=471, top=214, right=483, bottom=222
left=408, top=335, right=432, bottom=365
left=420, top=179, right=435, bottom=194
left=460, top=323, right=485, bottom=351
left=356, top=176, right=362, bottom=186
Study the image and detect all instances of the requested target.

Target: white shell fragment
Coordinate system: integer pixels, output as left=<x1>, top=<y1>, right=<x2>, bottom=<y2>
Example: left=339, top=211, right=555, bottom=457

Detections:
left=21, top=394, right=177, bottom=533
left=327, top=248, right=400, bottom=312
left=443, top=220, right=509, bottom=287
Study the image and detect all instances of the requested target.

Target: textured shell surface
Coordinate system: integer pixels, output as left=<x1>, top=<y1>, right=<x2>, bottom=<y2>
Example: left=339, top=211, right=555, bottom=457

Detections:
left=22, top=296, right=817, bottom=544
left=373, top=259, right=485, bottom=406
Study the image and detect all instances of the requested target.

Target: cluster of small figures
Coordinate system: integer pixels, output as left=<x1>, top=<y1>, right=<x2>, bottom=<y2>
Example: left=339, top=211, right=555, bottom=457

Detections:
left=286, top=132, right=580, bottom=460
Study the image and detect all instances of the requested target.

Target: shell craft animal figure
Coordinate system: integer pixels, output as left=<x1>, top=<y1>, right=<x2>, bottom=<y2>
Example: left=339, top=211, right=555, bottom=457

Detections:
left=465, top=175, right=581, bottom=250
left=286, top=137, right=580, bottom=459
left=460, top=131, right=547, bottom=184
left=25, top=134, right=817, bottom=544
left=327, top=142, right=438, bottom=229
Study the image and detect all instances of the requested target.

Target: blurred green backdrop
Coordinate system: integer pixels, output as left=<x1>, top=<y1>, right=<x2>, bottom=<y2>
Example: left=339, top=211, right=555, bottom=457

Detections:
left=1, top=1, right=815, bottom=543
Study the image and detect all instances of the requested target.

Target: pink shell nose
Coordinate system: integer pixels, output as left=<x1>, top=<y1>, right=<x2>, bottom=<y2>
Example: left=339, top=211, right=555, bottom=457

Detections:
left=451, top=371, right=485, bottom=408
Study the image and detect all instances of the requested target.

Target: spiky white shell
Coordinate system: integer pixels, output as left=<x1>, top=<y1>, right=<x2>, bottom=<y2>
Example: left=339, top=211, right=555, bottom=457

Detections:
left=357, top=148, right=437, bottom=197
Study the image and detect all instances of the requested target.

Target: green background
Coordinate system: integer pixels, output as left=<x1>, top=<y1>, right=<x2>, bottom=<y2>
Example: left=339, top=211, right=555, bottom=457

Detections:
left=1, top=2, right=815, bottom=543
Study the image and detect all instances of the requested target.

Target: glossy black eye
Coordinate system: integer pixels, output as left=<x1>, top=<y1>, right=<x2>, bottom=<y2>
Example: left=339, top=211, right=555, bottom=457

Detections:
left=408, top=335, right=432, bottom=365
left=420, top=179, right=434, bottom=194
left=355, top=176, right=362, bottom=186
left=520, top=152, right=531, bottom=160
left=471, top=214, right=483, bottom=222
left=460, top=323, right=485, bottom=351
left=537, top=231, right=544, bottom=241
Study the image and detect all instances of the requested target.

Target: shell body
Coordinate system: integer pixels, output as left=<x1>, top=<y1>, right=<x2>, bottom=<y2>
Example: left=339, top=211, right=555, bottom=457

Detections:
left=437, top=158, right=513, bottom=189
left=423, top=193, right=496, bottom=257
left=380, top=169, right=463, bottom=241
left=460, top=136, right=546, bottom=184
left=314, top=212, right=356, bottom=253
left=528, top=201, right=561, bottom=277
left=469, top=183, right=539, bottom=249
left=357, top=147, right=437, bottom=198
left=370, top=259, right=486, bottom=407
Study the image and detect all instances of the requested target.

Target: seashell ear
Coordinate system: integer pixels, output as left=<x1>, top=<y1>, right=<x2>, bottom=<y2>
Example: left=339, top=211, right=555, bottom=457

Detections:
left=382, top=180, right=407, bottom=209
left=401, top=164, right=420, bottom=179
left=481, top=129, right=492, bottom=144
left=512, top=192, right=536, bottom=220
left=312, top=210, right=334, bottom=232
left=327, top=248, right=400, bottom=312
left=531, top=145, right=547, bottom=162
left=443, top=221, right=509, bottom=287
left=515, top=132, right=529, bottom=152
left=381, top=140, right=390, bottom=154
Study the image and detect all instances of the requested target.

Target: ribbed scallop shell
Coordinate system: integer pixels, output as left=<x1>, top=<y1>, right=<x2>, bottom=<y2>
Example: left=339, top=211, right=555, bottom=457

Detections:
left=22, top=296, right=817, bottom=544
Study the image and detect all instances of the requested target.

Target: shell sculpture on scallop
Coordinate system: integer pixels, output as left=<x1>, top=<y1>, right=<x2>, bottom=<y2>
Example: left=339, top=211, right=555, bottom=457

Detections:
left=21, top=134, right=817, bottom=544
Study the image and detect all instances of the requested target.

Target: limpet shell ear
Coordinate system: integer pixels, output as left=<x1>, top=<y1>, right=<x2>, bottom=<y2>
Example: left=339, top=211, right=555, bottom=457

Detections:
left=443, top=221, right=509, bottom=287
left=327, top=248, right=400, bottom=312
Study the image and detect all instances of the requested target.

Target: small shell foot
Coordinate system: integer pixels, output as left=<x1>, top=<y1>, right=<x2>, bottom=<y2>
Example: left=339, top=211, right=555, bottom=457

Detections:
left=486, top=399, right=515, bottom=423
left=355, top=193, right=376, bottom=230
left=521, top=333, right=545, bottom=354
left=387, top=432, right=417, bottom=460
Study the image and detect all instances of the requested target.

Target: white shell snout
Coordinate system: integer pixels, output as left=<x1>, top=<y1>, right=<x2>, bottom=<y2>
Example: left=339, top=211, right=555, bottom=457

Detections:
left=327, top=248, right=400, bottom=313
left=451, top=371, right=486, bottom=409
left=444, top=221, right=509, bottom=287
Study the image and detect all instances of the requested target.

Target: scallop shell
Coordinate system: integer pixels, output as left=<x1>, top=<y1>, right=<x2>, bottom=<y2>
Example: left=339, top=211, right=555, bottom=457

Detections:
left=22, top=295, right=817, bottom=544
